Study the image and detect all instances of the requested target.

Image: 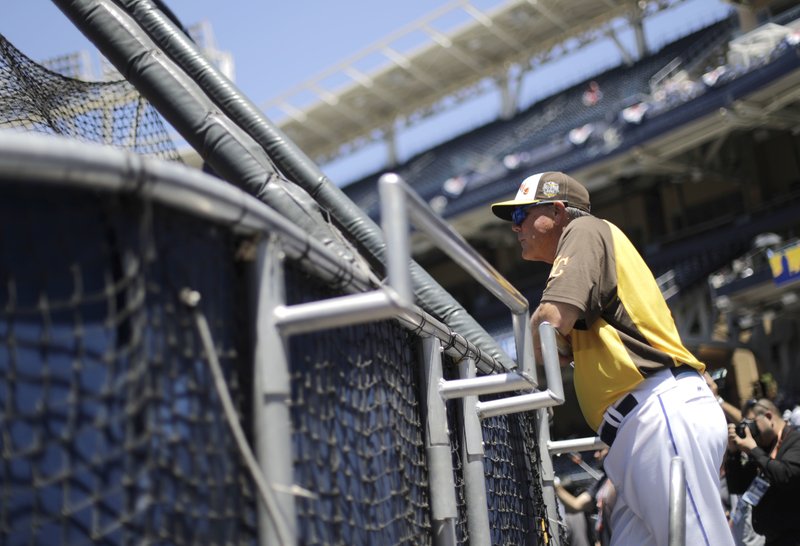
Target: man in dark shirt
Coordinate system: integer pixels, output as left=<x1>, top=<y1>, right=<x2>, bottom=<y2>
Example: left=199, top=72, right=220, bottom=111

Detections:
left=726, top=398, right=800, bottom=545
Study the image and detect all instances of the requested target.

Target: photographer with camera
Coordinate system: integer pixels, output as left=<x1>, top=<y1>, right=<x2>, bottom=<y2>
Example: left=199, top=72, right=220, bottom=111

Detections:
left=725, top=398, right=800, bottom=546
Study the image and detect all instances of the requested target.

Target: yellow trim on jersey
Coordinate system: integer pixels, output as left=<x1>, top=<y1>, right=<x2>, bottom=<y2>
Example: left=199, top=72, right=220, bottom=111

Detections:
left=572, top=221, right=704, bottom=431
left=573, top=319, right=644, bottom=431
left=609, top=221, right=702, bottom=370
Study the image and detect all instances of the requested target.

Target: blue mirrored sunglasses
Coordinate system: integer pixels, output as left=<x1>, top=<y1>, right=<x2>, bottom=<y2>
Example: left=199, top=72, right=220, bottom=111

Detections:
left=512, top=202, right=559, bottom=226
left=511, top=203, right=544, bottom=226
left=511, top=205, right=533, bottom=226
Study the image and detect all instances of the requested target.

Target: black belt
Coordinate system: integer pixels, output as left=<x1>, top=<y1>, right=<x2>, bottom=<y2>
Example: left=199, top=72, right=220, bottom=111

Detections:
left=599, top=366, right=699, bottom=447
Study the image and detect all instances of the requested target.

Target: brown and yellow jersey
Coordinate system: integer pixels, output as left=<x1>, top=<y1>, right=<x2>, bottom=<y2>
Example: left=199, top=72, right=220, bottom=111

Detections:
left=541, top=216, right=704, bottom=431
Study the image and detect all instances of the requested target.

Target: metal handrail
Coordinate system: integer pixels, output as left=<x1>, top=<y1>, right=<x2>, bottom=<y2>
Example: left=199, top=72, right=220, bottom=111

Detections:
left=378, top=172, right=535, bottom=379
left=548, top=436, right=607, bottom=456
left=669, top=457, right=686, bottom=546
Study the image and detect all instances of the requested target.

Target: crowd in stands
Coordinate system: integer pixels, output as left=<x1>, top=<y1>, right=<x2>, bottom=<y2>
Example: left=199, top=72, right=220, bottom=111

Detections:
left=346, top=13, right=800, bottom=224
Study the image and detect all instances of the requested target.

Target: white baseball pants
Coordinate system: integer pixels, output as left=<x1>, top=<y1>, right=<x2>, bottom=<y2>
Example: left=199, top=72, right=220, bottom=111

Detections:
left=602, top=368, right=734, bottom=546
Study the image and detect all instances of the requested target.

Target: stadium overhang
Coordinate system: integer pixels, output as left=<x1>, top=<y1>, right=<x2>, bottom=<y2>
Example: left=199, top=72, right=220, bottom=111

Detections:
left=263, top=0, right=688, bottom=165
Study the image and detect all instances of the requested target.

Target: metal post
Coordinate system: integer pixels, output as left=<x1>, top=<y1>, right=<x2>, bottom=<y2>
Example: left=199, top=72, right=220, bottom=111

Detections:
left=537, top=323, right=564, bottom=546
left=536, top=407, right=562, bottom=546
left=421, top=337, right=458, bottom=546
left=252, top=237, right=296, bottom=546
left=668, top=457, right=686, bottom=546
left=512, top=310, right=536, bottom=382
left=459, top=357, right=492, bottom=545
left=378, top=173, right=414, bottom=304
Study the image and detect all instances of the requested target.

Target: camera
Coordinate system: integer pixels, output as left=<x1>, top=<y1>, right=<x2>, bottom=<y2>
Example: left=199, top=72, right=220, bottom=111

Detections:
left=735, top=418, right=758, bottom=439
left=709, top=367, right=727, bottom=390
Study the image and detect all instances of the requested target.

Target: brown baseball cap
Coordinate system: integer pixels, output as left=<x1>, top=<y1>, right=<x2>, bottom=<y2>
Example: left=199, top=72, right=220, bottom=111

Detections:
left=491, top=171, right=591, bottom=221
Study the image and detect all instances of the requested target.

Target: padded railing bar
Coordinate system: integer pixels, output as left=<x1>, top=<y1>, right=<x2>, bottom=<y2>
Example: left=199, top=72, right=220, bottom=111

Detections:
left=0, top=132, right=373, bottom=293
left=669, top=457, right=686, bottom=546
left=56, top=0, right=518, bottom=375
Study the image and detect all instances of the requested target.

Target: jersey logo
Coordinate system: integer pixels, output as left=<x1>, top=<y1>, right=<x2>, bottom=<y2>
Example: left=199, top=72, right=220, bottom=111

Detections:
left=550, top=255, right=569, bottom=278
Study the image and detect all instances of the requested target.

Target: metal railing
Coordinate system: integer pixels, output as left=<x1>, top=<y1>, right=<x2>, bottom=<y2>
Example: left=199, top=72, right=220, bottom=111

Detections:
left=0, top=133, right=689, bottom=545
left=272, top=171, right=569, bottom=544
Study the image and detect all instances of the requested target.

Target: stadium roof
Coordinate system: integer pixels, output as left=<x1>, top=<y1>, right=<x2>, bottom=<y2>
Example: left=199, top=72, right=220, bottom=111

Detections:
left=262, top=0, right=689, bottom=165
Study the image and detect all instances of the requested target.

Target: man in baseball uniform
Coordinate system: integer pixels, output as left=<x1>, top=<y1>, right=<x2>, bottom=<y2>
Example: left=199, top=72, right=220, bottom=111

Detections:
left=491, top=172, right=733, bottom=546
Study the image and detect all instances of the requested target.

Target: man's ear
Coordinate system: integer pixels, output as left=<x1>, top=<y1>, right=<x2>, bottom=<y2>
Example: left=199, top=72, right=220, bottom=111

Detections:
left=553, top=201, right=567, bottom=219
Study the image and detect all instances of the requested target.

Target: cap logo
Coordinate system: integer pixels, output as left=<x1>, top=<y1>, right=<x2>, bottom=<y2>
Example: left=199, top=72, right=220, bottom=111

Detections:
left=541, top=180, right=559, bottom=198
left=520, top=180, right=530, bottom=195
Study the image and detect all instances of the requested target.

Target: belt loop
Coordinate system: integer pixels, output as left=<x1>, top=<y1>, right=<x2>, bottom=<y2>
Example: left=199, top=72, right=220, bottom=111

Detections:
left=600, top=393, right=638, bottom=447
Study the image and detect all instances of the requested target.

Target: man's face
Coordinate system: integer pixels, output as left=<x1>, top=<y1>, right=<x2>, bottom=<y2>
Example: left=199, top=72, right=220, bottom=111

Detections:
left=511, top=202, right=564, bottom=263
left=746, top=408, right=775, bottom=449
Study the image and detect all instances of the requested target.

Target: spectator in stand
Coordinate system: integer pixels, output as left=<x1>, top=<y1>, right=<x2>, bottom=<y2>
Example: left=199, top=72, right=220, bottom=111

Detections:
left=782, top=398, right=800, bottom=429
left=721, top=400, right=767, bottom=546
left=581, top=81, right=603, bottom=107
left=704, top=370, right=753, bottom=424
left=555, top=448, right=615, bottom=546
left=725, top=399, right=800, bottom=545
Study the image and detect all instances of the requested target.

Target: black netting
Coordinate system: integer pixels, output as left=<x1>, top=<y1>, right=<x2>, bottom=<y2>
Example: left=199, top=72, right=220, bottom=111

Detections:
left=443, top=360, right=551, bottom=546
left=281, top=290, right=552, bottom=546
left=0, top=26, right=556, bottom=546
left=0, top=182, right=257, bottom=545
left=0, top=34, right=180, bottom=161
left=285, top=263, right=432, bottom=545
left=482, top=412, right=544, bottom=546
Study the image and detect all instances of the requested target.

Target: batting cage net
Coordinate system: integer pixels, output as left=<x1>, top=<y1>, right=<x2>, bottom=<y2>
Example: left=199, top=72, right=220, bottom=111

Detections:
left=0, top=11, right=557, bottom=546
left=0, top=34, right=180, bottom=161
left=0, top=182, right=258, bottom=544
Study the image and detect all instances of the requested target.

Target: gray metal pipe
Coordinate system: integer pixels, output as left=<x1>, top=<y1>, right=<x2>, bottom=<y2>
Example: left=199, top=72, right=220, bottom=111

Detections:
left=548, top=436, right=607, bottom=456
left=475, top=390, right=564, bottom=419
left=251, top=240, right=297, bottom=546
left=378, top=173, right=414, bottom=305
left=537, top=407, right=562, bottom=546
left=378, top=173, right=531, bottom=375
left=421, top=337, right=458, bottom=546
left=273, top=290, right=402, bottom=336
left=459, top=358, right=492, bottom=546
left=379, top=173, right=528, bottom=315
left=513, top=310, right=536, bottom=381
left=438, top=373, right=533, bottom=400
left=474, top=322, right=565, bottom=419
left=668, top=457, right=686, bottom=546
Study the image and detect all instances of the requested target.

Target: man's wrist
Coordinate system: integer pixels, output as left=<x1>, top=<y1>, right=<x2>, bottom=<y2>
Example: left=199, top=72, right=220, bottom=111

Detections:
left=717, top=395, right=724, bottom=404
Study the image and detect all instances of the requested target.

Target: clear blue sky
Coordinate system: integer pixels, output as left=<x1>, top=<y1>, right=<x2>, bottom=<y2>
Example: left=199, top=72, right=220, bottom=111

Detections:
left=4, top=0, right=731, bottom=184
